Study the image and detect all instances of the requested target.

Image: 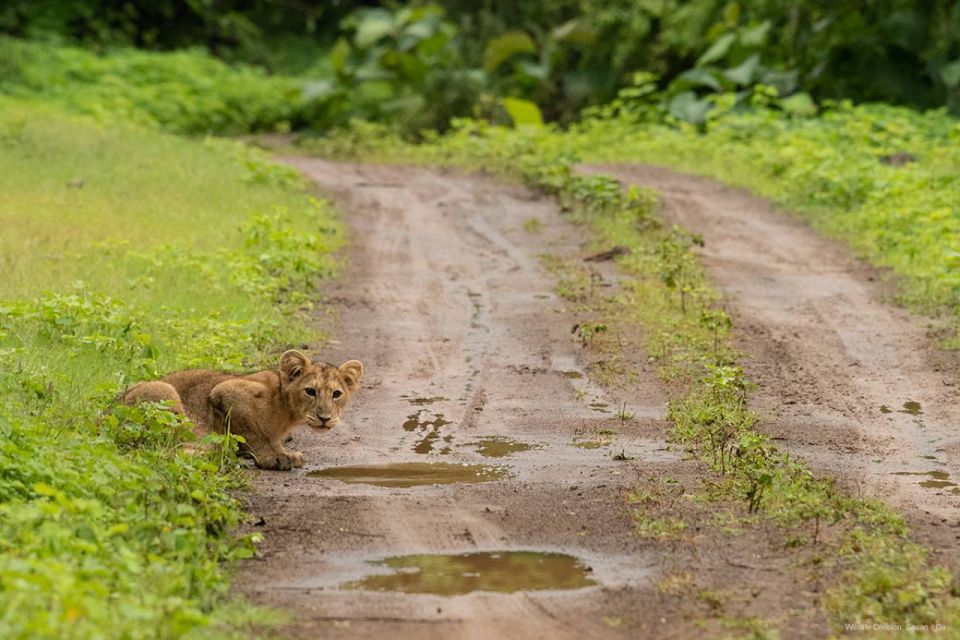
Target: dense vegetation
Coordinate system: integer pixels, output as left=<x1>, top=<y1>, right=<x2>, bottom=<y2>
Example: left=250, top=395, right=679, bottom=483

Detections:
left=4, top=1, right=960, bottom=130
left=0, top=97, right=341, bottom=637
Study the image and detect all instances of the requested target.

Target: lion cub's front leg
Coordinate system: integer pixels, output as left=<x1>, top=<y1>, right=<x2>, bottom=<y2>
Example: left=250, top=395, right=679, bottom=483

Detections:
left=209, top=379, right=302, bottom=470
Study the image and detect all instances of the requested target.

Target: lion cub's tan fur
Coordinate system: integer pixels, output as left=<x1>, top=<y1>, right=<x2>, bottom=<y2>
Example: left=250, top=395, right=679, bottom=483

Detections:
left=123, top=350, right=362, bottom=470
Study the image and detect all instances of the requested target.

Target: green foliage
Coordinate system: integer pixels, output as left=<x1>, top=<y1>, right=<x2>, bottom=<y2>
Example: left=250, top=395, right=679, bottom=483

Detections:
left=573, top=93, right=960, bottom=326
left=0, top=37, right=315, bottom=134
left=309, top=5, right=481, bottom=133
left=0, top=98, right=341, bottom=638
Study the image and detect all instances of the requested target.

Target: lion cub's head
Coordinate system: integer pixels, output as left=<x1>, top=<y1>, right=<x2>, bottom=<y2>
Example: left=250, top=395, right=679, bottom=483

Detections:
left=279, top=350, right=363, bottom=431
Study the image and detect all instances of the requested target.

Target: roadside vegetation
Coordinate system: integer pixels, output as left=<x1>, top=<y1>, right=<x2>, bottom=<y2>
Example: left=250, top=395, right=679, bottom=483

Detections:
left=0, top=96, right=341, bottom=637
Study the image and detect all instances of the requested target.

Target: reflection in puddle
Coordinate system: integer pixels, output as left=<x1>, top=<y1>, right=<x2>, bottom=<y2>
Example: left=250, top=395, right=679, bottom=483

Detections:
left=341, top=551, right=596, bottom=595
left=309, top=462, right=509, bottom=487
left=892, top=470, right=956, bottom=490
left=465, top=437, right=537, bottom=458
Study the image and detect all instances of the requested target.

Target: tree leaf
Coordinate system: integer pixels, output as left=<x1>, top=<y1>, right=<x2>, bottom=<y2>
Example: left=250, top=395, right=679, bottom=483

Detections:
left=940, top=60, right=960, bottom=88
left=668, top=91, right=710, bottom=125
left=484, top=31, right=537, bottom=75
left=501, top=97, right=543, bottom=127
left=697, top=33, right=736, bottom=67
left=724, top=54, right=760, bottom=86
left=674, top=68, right=723, bottom=92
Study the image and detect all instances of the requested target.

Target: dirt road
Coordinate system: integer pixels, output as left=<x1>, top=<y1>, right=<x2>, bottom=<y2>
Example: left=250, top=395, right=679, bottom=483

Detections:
left=588, top=165, right=960, bottom=527
left=238, top=160, right=682, bottom=639
left=237, top=160, right=959, bottom=638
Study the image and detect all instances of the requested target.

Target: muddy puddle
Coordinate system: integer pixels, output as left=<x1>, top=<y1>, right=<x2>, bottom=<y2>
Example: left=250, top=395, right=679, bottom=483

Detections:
left=880, top=401, right=923, bottom=416
left=892, top=470, right=957, bottom=490
left=403, top=410, right=451, bottom=431
left=402, top=395, right=448, bottom=406
left=309, top=462, right=509, bottom=487
left=341, top=551, right=596, bottom=595
left=463, top=436, right=537, bottom=458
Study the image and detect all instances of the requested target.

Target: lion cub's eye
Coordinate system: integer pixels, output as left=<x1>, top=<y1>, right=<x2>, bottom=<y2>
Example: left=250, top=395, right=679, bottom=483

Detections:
left=332, top=389, right=343, bottom=399
left=305, top=387, right=317, bottom=397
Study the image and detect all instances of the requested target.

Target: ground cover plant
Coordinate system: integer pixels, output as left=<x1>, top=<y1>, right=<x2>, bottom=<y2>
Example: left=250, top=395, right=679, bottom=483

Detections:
left=313, top=119, right=960, bottom=633
left=0, top=96, right=342, bottom=638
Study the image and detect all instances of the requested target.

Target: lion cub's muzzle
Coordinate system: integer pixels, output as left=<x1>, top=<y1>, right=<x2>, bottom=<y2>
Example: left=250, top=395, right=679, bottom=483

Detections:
left=307, top=413, right=338, bottom=430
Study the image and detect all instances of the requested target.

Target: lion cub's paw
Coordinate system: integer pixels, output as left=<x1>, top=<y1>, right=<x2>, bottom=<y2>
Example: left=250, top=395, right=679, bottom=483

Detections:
left=287, top=450, right=306, bottom=468
left=260, top=452, right=302, bottom=471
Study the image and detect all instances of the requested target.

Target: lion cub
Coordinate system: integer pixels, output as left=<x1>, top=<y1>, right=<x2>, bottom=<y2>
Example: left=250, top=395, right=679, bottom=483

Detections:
left=123, top=350, right=362, bottom=470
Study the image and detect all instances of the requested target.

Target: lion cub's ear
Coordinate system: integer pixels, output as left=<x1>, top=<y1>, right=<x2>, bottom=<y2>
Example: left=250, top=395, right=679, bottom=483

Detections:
left=338, top=360, right=363, bottom=392
left=280, top=350, right=310, bottom=382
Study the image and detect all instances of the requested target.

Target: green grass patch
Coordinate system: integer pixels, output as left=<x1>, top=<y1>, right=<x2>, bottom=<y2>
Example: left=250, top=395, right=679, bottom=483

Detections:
left=0, top=37, right=318, bottom=134
left=0, top=98, right=341, bottom=638
left=575, top=94, right=960, bottom=330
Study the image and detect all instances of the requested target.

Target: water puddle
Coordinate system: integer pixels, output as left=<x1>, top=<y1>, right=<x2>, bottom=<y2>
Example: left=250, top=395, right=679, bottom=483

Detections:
left=414, top=432, right=454, bottom=455
left=463, top=436, right=537, bottom=458
left=309, top=462, right=509, bottom=487
left=402, top=395, right=448, bottom=406
left=341, top=551, right=596, bottom=595
left=574, top=441, right=605, bottom=449
left=900, top=401, right=923, bottom=416
left=892, top=470, right=957, bottom=490
left=403, top=410, right=452, bottom=432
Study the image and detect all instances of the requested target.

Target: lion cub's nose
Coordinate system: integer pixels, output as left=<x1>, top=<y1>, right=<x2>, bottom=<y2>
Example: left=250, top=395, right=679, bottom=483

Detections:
left=317, top=415, right=331, bottom=425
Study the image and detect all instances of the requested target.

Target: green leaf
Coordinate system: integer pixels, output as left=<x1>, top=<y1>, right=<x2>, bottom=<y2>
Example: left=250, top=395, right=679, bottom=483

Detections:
left=674, top=68, right=723, bottom=92
left=697, top=33, right=736, bottom=67
left=724, top=54, right=760, bottom=86
left=551, top=19, right=597, bottom=45
left=940, top=60, right=960, bottom=88
left=781, top=92, right=817, bottom=116
left=484, top=31, right=537, bottom=75
left=329, top=38, right=350, bottom=76
left=354, top=10, right=394, bottom=48
left=668, top=91, right=711, bottom=125
left=501, top=97, right=543, bottom=127
left=739, top=21, right=771, bottom=48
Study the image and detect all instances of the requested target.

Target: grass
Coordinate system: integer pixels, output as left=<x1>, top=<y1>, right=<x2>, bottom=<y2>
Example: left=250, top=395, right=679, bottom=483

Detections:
left=0, top=97, right=341, bottom=638
left=312, top=117, right=960, bottom=634
left=572, top=93, right=960, bottom=337
left=0, top=37, right=316, bottom=135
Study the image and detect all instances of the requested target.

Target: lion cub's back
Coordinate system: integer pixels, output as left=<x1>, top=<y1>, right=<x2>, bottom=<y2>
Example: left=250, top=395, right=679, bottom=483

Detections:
left=161, top=369, right=234, bottom=419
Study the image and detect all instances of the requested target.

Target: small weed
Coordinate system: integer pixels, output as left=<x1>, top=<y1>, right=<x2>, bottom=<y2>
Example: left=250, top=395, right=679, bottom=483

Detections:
left=657, top=571, right=695, bottom=595
left=635, top=513, right=687, bottom=540
left=522, top=217, right=544, bottom=233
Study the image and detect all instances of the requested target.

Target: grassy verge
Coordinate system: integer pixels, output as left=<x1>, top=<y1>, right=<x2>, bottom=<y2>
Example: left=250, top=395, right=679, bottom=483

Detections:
left=308, top=121, right=960, bottom=633
left=0, top=97, right=341, bottom=638
left=570, top=94, right=960, bottom=333
left=0, top=36, right=321, bottom=135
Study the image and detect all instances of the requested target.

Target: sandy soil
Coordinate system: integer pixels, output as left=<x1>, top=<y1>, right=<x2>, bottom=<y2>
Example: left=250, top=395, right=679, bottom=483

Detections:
left=234, top=160, right=960, bottom=639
